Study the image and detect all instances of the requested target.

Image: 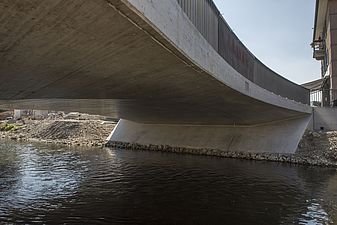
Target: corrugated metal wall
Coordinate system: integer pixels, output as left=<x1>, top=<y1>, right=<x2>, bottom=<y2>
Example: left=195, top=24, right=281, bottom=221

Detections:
left=177, top=0, right=218, bottom=51
left=177, top=0, right=309, bottom=104
left=218, top=18, right=255, bottom=82
left=254, top=60, right=309, bottom=104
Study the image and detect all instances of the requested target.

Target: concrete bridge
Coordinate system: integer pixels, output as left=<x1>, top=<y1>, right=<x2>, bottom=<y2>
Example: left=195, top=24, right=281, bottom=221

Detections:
left=0, top=0, right=312, bottom=153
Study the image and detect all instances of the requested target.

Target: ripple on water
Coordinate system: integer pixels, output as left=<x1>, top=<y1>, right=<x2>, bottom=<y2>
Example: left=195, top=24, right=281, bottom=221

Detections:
left=0, top=140, right=337, bottom=224
left=0, top=142, right=85, bottom=215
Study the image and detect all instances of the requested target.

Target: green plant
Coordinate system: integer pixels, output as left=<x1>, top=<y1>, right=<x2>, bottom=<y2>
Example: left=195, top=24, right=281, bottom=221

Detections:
left=0, top=123, right=22, bottom=132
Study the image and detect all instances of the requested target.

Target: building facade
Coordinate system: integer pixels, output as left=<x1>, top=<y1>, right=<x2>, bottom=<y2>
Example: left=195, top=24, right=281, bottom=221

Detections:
left=312, top=0, right=337, bottom=106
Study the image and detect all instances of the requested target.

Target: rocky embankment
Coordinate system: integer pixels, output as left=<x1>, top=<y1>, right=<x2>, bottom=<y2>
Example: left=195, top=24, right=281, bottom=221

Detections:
left=0, top=116, right=115, bottom=147
left=107, top=131, right=337, bottom=167
left=2, top=113, right=337, bottom=167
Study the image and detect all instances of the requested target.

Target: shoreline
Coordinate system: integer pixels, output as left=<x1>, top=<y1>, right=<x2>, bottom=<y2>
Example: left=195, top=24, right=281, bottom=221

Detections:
left=106, top=140, right=337, bottom=167
left=0, top=118, right=115, bottom=148
left=1, top=117, right=337, bottom=167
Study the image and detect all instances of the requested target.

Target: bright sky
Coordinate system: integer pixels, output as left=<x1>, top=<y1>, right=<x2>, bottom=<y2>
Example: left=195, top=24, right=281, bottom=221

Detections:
left=213, top=0, right=321, bottom=84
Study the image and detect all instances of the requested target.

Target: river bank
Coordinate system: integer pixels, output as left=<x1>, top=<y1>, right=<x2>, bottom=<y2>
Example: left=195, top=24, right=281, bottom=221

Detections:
left=106, top=131, right=337, bottom=167
left=106, top=130, right=337, bottom=167
left=1, top=116, right=337, bottom=167
left=0, top=116, right=115, bottom=147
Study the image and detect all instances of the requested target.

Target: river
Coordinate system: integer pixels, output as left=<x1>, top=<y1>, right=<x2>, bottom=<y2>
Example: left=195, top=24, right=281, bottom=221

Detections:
left=1, top=140, right=337, bottom=224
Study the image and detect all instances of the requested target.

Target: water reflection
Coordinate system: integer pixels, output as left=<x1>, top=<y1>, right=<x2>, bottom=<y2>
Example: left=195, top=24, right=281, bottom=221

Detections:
left=299, top=199, right=331, bottom=225
left=0, top=142, right=86, bottom=223
left=0, top=140, right=337, bottom=224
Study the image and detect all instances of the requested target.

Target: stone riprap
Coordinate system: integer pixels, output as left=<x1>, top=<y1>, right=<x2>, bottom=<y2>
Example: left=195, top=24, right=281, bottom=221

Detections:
left=1, top=117, right=337, bottom=167
left=106, top=131, right=337, bottom=167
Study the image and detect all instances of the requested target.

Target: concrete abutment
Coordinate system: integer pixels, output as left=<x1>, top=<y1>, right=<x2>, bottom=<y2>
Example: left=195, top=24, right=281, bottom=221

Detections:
left=107, top=116, right=312, bottom=154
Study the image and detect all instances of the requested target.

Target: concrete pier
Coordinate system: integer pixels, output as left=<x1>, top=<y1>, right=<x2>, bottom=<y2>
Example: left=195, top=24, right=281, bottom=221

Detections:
left=108, top=116, right=311, bottom=154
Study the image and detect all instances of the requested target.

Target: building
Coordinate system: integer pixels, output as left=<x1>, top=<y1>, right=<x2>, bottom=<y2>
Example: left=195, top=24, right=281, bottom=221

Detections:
left=312, top=0, right=337, bottom=106
left=13, top=109, right=49, bottom=120
left=13, top=109, right=31, bottom=119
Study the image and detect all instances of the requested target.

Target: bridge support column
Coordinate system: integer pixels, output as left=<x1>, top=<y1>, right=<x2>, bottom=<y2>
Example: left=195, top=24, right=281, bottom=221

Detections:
left=107, top=116, right=311, bottom=154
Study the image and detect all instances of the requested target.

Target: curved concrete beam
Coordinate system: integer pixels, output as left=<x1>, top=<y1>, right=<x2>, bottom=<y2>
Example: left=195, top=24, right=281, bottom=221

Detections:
left=120, top=0, right=311, bottom=114
left=0, top=0, right=310, bottom=125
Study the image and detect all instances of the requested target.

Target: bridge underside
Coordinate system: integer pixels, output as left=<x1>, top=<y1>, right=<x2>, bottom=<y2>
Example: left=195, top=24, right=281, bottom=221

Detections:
left=0, top=0, right=312, bottom=153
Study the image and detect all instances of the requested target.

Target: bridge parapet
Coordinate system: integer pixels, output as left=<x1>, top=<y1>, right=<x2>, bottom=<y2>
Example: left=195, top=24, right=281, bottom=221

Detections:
left=177, top=0, right=309, bottom=104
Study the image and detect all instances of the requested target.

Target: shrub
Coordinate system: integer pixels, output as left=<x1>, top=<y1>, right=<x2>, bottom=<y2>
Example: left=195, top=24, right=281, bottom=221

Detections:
left=0, top=123, right=22, bottom=132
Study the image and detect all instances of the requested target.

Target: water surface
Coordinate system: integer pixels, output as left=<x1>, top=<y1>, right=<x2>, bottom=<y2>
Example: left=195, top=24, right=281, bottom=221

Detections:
left=1, top=140, right=337, bottom=224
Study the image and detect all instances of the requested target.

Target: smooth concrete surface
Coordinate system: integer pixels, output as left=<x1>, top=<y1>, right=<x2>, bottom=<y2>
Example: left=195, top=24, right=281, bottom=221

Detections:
left=0, top=0, right=314, bottom=153
left=0, top=0, right=311, bottom=126
left=312, top=107, right=337, bottom=131
left=108, top=116, right=312, bottom=154
left=124, top=0, right=309, bottom=105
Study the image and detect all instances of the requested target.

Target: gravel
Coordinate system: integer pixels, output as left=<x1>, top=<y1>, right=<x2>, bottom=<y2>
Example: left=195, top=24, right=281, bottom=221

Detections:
left=0, top=118, right=115, bottom=147
left=2, top=117, right=337, bottom=167
left=106, top=131, right=337, bottom=167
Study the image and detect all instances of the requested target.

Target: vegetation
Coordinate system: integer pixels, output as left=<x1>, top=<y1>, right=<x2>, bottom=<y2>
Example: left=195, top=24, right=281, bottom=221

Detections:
left=0, top=123, right=22, bottom=132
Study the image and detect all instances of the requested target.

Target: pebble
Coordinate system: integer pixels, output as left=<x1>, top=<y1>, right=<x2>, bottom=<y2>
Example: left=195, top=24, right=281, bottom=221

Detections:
left=105, top=137, right=337, bottom=168
left=2, top=118, right=337, bottom=167
left=0, top=118, right=115, bottom=148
